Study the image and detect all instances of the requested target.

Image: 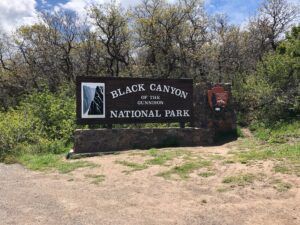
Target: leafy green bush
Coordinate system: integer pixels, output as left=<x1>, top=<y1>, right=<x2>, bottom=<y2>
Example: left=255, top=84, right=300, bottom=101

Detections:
left=233, top=26, right=300, bottom=124
left=0, top=86, right=76, bottom=161
left=19, top=87, right=76, bottom=142
left=0, top=109, right=41, bottom=160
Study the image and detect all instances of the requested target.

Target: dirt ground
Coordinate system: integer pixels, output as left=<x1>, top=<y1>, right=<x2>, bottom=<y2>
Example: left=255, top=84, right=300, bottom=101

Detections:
left=0, top=140, right=299, bottom=225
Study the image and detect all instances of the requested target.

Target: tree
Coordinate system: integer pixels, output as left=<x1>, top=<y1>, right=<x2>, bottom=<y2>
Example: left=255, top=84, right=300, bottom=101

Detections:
left=89, top=2, right=131, bottom=77
left=236, top=25, right=300, bottom=123
left=14, top=10, right=82, bottom=92
left=133, top=0, right=210, bottom=79
left=248, top=0, right=298, bottom=61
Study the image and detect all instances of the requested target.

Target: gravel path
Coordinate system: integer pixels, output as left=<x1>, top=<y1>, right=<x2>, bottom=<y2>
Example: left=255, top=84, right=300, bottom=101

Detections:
left=0, top=144, right=299, bottom=225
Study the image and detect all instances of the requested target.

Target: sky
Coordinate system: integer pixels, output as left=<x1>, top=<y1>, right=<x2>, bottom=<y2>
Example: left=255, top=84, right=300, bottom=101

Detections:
left=0, top=0, right=297, bottom=33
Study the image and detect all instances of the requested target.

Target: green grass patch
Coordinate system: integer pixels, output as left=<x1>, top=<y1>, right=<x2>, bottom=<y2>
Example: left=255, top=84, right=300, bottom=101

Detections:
left=237, top=126, right=244, bottom=138
left=85, top=174, right=105, bottom=185
left=217, top=187, right=231, bottom=192
left=231, top=137, right=300, bottom=174
left=115, top=160, right=148, bottom=173
left=222, top=173, right=256, bottom=186
left=271, top=179, right=292, bottom=192
left=146, top=148, right=187, bottom=165
left=224, top=159, right=235, bottom=164
left=251, top=121, right=300, bottom=143
left=208, top=154, right=225, bottom=160
left=274, top=164, right=291, bottom=174
left=157, top=160, right=211, bottom=179
left=228, top=125, right=300, bottom=176
left=233, top=143, right=300, bottom=163
left=273, top=161, right=300, bottom=176
left=198, top=171, right=215, bottom=177
left=18, top=154, right=96, bottom=173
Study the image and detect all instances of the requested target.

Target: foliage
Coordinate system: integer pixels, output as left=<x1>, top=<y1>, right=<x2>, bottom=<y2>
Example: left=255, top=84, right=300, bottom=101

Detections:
left=234, top=25, right=300, bottom=124
left=0, top=86, right=76, bottom=161
left=1, top=0, right=297, bottom=101
left=0, top=109, right=41, bottom=160
left=19, top=86, right=76, bottom=142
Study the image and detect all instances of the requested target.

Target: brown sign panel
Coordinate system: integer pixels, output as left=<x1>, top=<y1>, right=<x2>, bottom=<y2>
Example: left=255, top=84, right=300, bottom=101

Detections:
left=76, top=77, right=193, bottom=124
left=207, top=85, right=229, bottom=112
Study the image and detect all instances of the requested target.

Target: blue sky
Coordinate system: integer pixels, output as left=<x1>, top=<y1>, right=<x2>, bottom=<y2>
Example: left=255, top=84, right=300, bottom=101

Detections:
left=206, top=0, right=262, bottom=24
left=37, top=0, right=262, bottom=24
left=0, top=0, right=294, bottom=33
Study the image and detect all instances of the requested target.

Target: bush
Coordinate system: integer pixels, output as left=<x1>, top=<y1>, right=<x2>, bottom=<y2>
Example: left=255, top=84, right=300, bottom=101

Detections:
left=233, top=26, right=300, bottom=124
left=0, top=109, right=41, bottom=160
left=0, top=86, right=76, bottom=161
left=19, top=86, right=76, bottom=142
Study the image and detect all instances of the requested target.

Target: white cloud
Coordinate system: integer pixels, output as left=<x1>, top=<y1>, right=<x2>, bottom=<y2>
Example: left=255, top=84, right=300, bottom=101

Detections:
left=60, top=0, right=98, bottom=12
left=0, top=0, right=38, bottom=33
left=57, top=0, right=143, bottom=16
left=55, top=0, right=139, bottom=27
left=58, top=0, right=105, bottom=17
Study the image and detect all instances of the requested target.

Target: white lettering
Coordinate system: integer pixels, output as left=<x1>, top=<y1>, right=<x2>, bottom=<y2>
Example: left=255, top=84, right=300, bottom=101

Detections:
left=170, top=86, right=176, bottom=94
left=110, top=111, right=118, bottom=117
left=125, top=86, right=132, bottom=94
left=149, top=83, right=156, bottom=91
left=132, top=84, right=138, bottom=92
left=183, top=110, right=190, bottom=117
left=175, top=89, right=181, bottom=96
left=181, top=91, right=188, bottom=99
left=163, top=85, right=170, bottom=93
left=138, top=84, right=145, bottom=91
left=110, top=90, right=118, bottom=99
left=176, top=110, right=182, bottom=117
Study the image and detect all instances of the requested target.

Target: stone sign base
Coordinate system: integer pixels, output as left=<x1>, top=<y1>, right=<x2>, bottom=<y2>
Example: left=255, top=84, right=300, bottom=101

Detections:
left=74, top=128, right=214, bottom=153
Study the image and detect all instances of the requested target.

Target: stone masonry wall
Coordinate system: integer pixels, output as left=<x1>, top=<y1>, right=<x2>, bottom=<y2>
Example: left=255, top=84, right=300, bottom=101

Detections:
left=74, top=128, right=214, bottom=153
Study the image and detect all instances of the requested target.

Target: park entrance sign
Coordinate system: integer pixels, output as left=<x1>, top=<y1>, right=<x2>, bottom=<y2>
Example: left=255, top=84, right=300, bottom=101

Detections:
left=76, top=77, right=193, bottom=124
left=73, top=80, right=237, bottom=154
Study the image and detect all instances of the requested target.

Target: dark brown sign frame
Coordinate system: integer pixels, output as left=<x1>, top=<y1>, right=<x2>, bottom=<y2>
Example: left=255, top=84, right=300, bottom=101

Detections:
left=76, top=76, right=193, bottom=125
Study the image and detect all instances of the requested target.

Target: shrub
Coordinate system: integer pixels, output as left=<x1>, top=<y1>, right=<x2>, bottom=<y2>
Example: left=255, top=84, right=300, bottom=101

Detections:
left=0, top=86, right=76, bottom=161
left=233, top=26, right=300, bottom=124
left=0, top=109, right=41, bottom=160
left=19, top=87, right=76, bottom=142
